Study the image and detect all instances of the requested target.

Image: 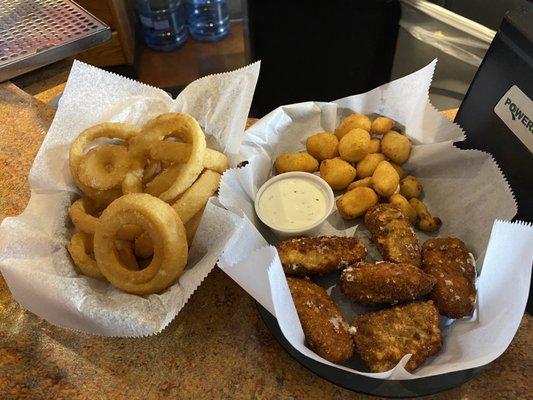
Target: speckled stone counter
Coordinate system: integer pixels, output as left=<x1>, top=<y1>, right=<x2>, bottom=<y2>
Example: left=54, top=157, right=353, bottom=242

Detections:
left=0, top=74, right=531, bottom=400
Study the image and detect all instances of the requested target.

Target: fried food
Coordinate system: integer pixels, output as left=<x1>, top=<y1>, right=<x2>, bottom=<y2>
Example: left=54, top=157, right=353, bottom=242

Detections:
left=67, top=232, right=103, bottom=279
left=381, top=131, right=411, bottom=164
left=410, top=198, right=442, bottom=232
left=389, top=193, right=417, bottom=224
left=390, top=162, right=404, bottom=179
left=277, top=236, right=367, bottom=275
left=287, top=277, right=354, bottom=363
left=306, top=132, right=339, bottom=161
left=356, top=153, right=386, bottom=178
left=94, top=193, right=188, bottom=295
left=338, top=128, right=371, bottom=162
left=185, top=206, right=205, bottom=245
left=78, top=144, right=131, bottom=190
left=66, top=113, right=225, bottom=294
left=135, top=169, right=220, bottom=257
left=115, top=240, right=140, bottom=271
left=274, top=152, right=319, bottom=174
left=422, top=238, right=476, bottom=318
left=68, top=197, right=100, bottom=235
left=143, top=113, right=207, bottom=202
left=370, top=117, right=395, bottom=136
left=319, top=157, right=356, bottom=190
left=351, top=301, right=442, bottom=372
left=400, top=175, right=422, bottom=199
left=172, top=169, right=221, bottom=224
left=149, top=141, right=228, bottom=174
left=368, top=138, right=381, bottom=154
left=69, top=122, right=139, bottom=202
left=340, top=262, right=435, bottom=306
left=372, top=160, right=400, bottom=197
left=337, top=187, right=378, bottom=219
left=142, top=159, right=161, bottom=183
left=346, top=177, right=372, bottom=191
left=69, top=123, right=140, bottom=186
left=364, top=203, right=421, bottom=267
left=334, top=113, right=372, bottom=140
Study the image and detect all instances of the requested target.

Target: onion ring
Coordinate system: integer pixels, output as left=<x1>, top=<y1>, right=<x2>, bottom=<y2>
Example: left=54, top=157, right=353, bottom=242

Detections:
left=185, top=206, right=205, bottom=245
left=143, top=113, right=206, bottom=202
left=121, top=132, right=156, bottom=194
left=115, top=240, right=139, bottom=271
left=68, top=198, right=99, bottom=234
left=67, top=232, right=104, bottom=279
left=116, top=224, right=144, bottom=240
left=78, top=144, right=131, bottom=190
left=134, top=232, right=154, bottom=259
left=134, top=170, right=219, bottom=257
left=172, top=169, right=221, bottom=224
left=70, top=122, right=140, bottom=198
left=150, top=142, right=228, bottom=174
left=94, top=193, right=187, bottom=294
left=142, top=159, right=161, bottom=184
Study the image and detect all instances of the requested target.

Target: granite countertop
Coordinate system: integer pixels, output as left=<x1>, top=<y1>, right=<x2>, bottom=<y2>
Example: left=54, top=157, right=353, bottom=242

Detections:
left=0, top=66, right=531, bottom=400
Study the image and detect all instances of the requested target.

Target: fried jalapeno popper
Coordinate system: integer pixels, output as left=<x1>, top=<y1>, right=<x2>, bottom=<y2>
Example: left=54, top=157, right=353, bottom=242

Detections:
left=340, top=262, right=436, bottom=306
left=287, top=277, right=354, bottom=363
left=364, top=204, right=421, bottom=267
left=351, top=301, right=442, bottom=372
left=277, top=236, right=367, bottom=275
left=422, top=238, right=477, bottom=318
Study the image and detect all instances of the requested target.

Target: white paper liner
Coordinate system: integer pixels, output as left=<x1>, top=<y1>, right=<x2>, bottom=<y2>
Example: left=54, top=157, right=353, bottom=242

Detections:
left=0, top=60, right=260, bottom=336
left=217, top=61, right=533, bottom=379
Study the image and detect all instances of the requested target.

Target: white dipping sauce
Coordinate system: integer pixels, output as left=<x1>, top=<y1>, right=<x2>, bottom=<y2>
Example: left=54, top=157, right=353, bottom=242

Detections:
left=258, top=177, right=328, bottom=230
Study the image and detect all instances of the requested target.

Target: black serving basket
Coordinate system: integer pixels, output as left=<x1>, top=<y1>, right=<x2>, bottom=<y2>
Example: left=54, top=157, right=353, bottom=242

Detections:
left=254, top=5, right=533, bottom=397
left=256, top=304, right=482, bottom=398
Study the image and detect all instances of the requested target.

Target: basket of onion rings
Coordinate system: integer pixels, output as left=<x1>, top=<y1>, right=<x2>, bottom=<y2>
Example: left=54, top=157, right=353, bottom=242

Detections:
left=67, top=112, right=229, bottom=295
left=0, top=60, right=260, bottom=336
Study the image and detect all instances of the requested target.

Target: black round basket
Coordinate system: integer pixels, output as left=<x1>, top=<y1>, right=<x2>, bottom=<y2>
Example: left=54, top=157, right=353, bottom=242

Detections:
left=256, top=302, right=483, bottom=398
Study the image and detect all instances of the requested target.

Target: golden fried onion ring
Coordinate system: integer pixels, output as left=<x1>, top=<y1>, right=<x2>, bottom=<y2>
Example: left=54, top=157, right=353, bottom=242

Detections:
left=134, top=170, right=220, bottom=257
left=143, top=113, right=206, bottom=202
left=115, top=240, right=139, bottom=271
left=185, top=207, right=205, bottom=245
left=69, top=122, right=139, bottom=202
left=67, top=232, right=103, bottom=279
left=68, top=198, right=99, bottom=234
left=172, top=169, right=221, bottom=224
left=94, top=193, right=187, bottom=294
left=150, top=142, right=228, bottom=174
left=78, top=144, right=131, bottom=190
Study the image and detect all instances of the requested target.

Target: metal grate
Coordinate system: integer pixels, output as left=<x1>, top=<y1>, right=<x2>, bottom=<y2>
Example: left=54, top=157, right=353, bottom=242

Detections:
left=0, top=0, right=111, bottom=81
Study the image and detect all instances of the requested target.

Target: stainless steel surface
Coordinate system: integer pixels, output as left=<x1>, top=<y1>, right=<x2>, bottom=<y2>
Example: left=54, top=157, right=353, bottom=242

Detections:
left=0, top=0, right=111, bottom=82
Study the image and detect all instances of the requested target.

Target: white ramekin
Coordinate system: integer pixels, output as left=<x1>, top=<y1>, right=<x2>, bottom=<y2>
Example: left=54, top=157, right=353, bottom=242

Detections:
left=254, top=171, right=334, bottom=239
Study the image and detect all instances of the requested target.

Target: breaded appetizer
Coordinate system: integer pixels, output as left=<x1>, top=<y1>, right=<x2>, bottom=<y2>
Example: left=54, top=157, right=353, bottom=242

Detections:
left=287, top=277, right=354, bottom=363
left=340, top=262, right=436, bottom=306
left=277, top=236, right=367, bottom=275
left=364, top=203, right=421, bottom=267
left=422, top=238, right=476, bottom=318
left=351, top=301, right=442, bottom=372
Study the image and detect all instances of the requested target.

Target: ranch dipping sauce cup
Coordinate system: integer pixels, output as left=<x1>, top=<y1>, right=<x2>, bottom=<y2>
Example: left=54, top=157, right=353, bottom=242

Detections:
left=254, top=172, right=334, bottom=239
